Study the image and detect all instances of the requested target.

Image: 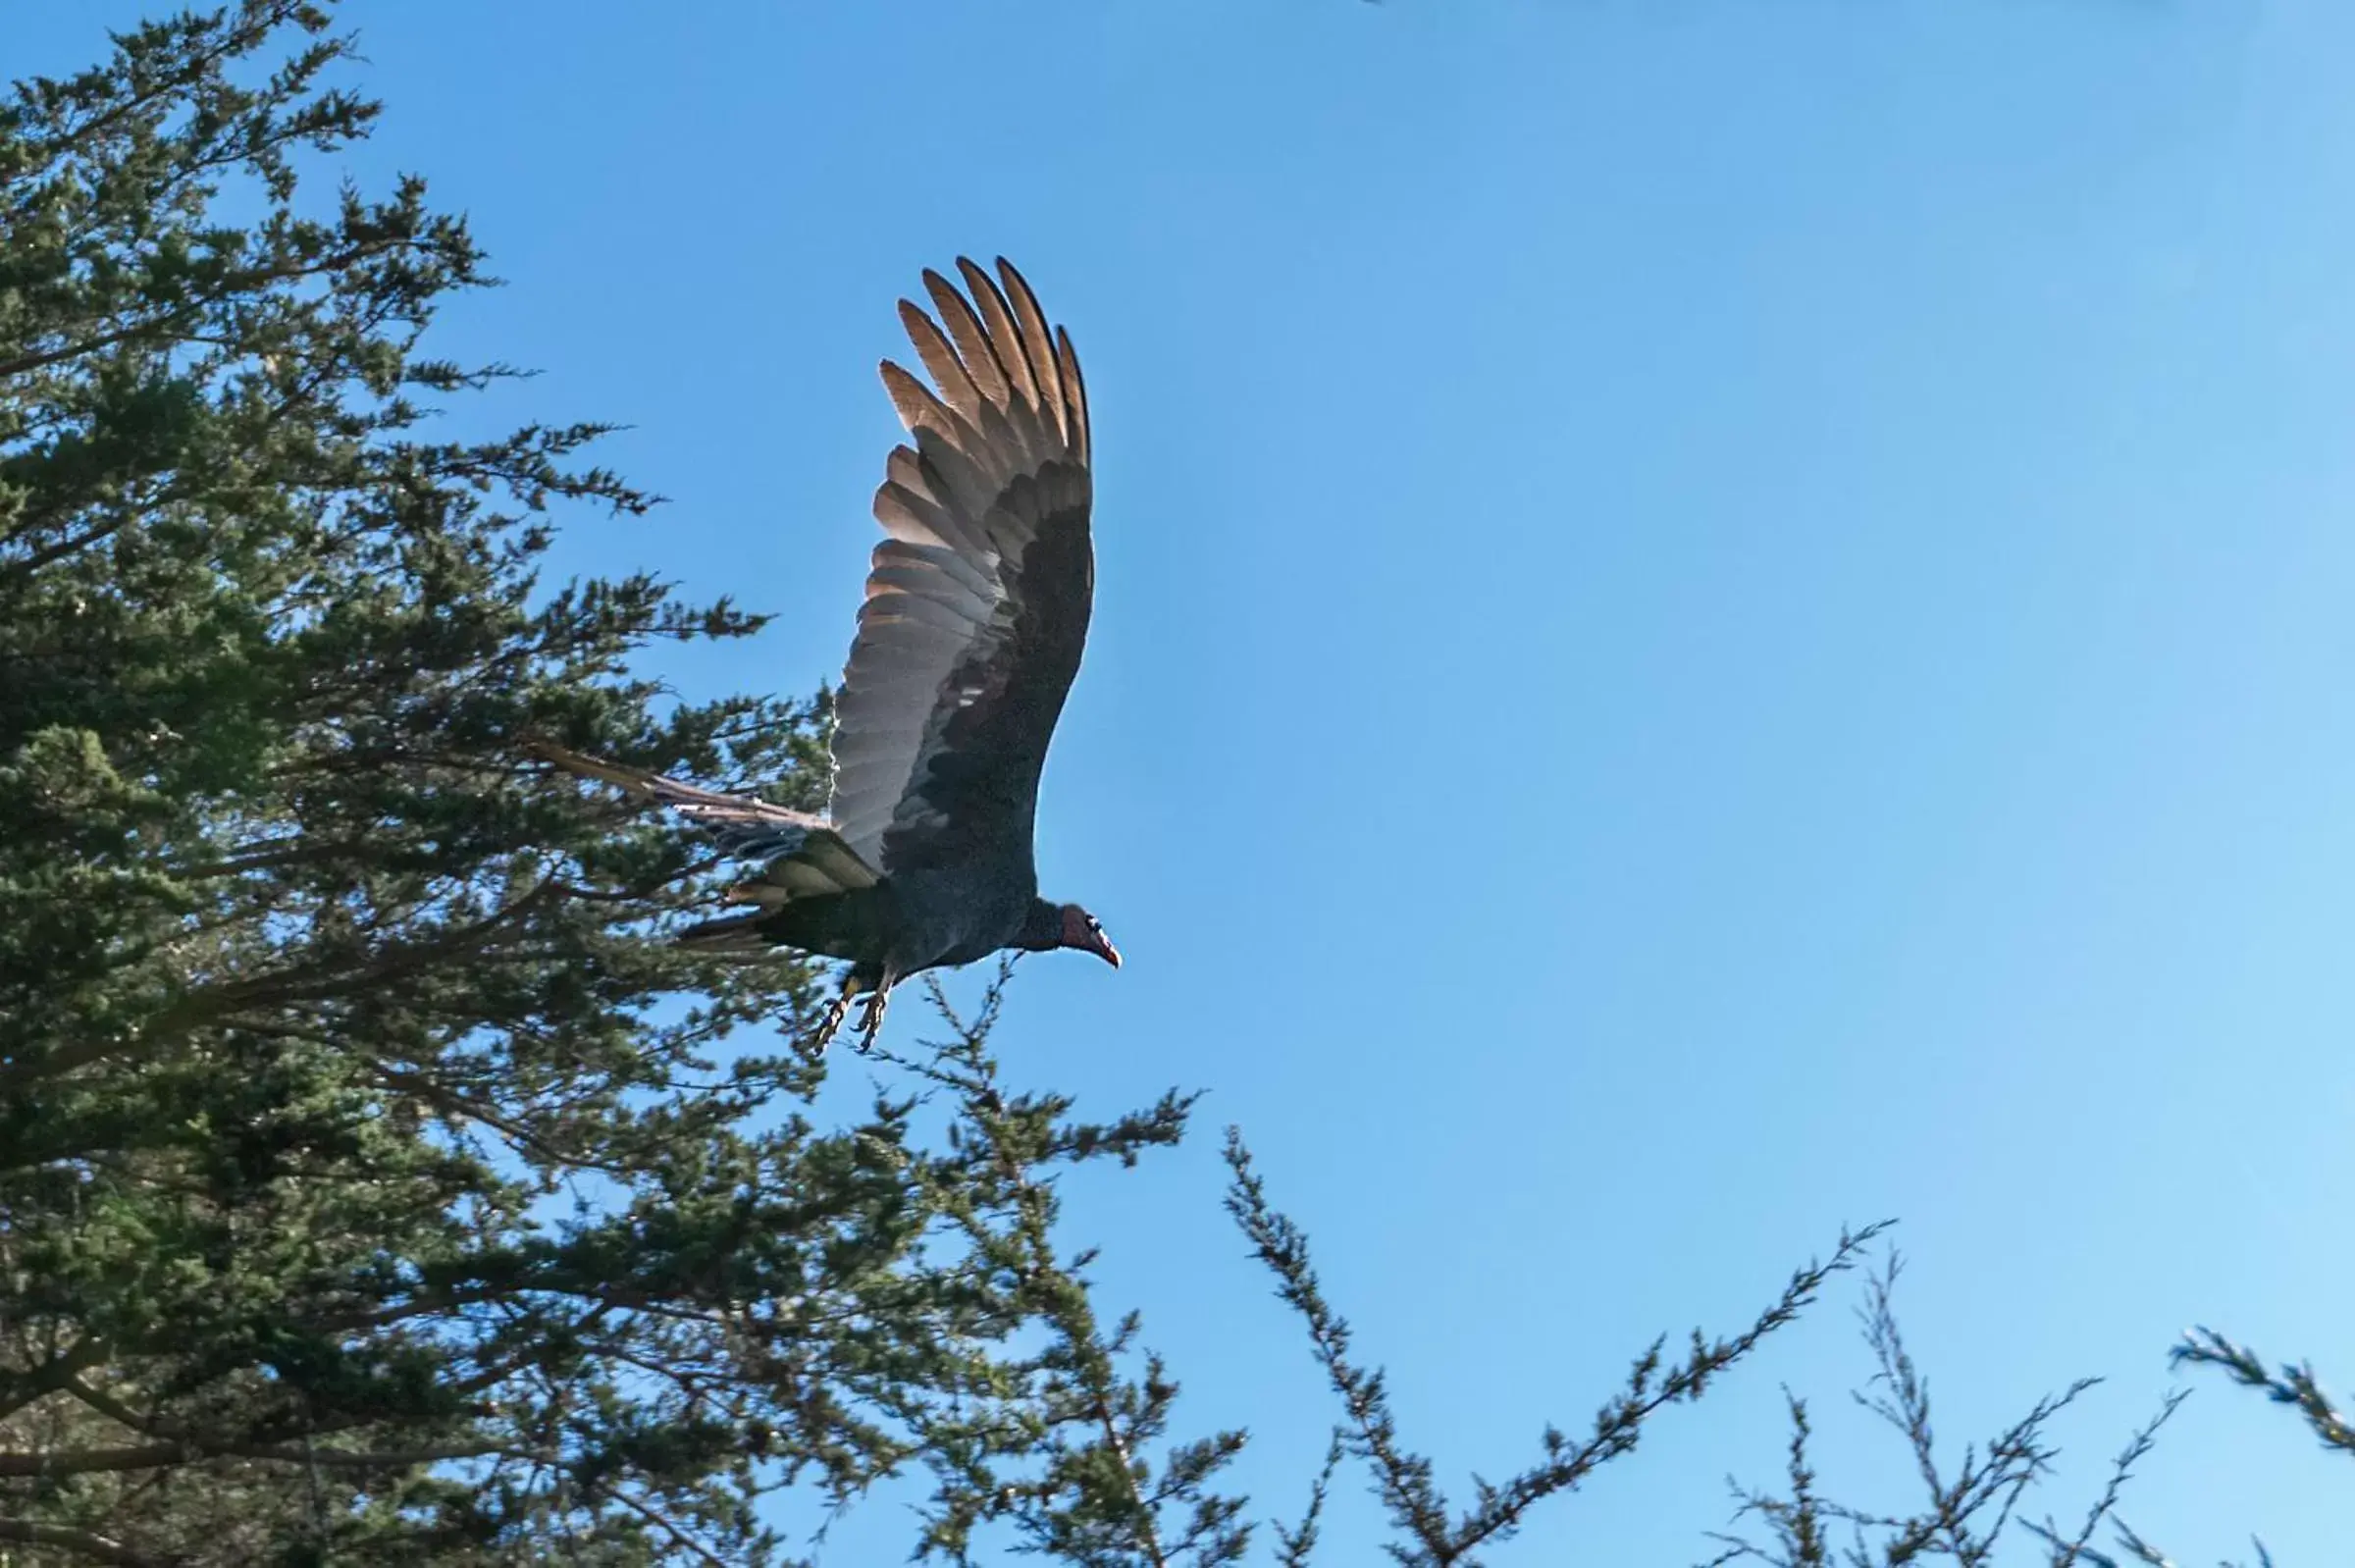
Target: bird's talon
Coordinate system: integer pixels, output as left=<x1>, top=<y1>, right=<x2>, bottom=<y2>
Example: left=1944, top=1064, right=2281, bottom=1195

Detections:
left=856, top=990, right=889, bottom=1048
left=806, top=994, right=851, bottom=1057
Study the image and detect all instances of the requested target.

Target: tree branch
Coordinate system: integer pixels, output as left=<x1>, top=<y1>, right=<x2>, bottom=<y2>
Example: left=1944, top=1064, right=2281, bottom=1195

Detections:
left=0, top=237, right=423, bottom=385
left=1227, top=1125, right=1889, bottom=1567
left=0, top=878, right=560, bottom=1087
left=2173, top=1328, right=2355, bottom=1456
left=0, top=1437, right=513, bottom=1478
left=0, top=1339, right=108, bottom=1424
left=608, top=1487, right=732, bottom=1568
left=0, top=1517, right=166, bottom=1568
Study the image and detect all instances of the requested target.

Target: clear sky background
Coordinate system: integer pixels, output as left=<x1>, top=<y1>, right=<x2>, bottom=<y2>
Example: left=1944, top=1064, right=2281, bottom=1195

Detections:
left=18, top=0, right=2355, bottom=1559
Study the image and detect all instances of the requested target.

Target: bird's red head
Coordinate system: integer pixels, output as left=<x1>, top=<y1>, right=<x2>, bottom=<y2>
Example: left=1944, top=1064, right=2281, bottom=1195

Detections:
left=1059, top=904, right=1122, bottom=968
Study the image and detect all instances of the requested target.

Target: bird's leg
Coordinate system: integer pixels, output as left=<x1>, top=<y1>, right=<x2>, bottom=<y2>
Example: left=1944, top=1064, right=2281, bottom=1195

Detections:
left=856, top=984, right=891, bottom=1049
left=806, top=978, right=858, bottom=1057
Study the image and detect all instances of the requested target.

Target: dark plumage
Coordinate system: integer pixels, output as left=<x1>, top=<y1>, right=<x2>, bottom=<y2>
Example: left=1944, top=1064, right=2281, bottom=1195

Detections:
left=536, top=258, right=1118, bottom=1049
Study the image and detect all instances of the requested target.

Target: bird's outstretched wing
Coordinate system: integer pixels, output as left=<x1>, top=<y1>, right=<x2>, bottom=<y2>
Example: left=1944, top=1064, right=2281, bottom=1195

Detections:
left=826, top=257, right=1094, bottom=884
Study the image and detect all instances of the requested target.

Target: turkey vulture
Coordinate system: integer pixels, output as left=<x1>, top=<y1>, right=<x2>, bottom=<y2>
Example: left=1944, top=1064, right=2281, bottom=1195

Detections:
left=537, top=257, right=1117, bottom=1050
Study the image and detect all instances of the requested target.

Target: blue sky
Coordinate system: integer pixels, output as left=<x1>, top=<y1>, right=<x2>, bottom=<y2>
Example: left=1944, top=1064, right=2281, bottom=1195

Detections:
left=21, top=0, right=2355, bottom=1558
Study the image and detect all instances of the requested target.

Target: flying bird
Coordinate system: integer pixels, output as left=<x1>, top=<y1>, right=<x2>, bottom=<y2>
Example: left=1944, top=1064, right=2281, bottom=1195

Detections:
left=536, top=257, right=1118, bottom=1050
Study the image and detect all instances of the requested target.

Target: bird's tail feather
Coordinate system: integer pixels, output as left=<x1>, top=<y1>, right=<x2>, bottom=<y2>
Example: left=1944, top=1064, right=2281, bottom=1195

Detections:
left=529, top=739, right=879, bottom=895
left=525, top=739, right=665, bottom=796
left=529, top=738, right=881, bottom=927
left=673, top=911, right=774, bottom=952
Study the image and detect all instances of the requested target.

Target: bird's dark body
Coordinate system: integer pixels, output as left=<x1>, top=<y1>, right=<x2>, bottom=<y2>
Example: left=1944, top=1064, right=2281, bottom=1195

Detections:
left=540, top=258, right=1119, bottom=1047
left=730, top=878, right=1066, bottom=989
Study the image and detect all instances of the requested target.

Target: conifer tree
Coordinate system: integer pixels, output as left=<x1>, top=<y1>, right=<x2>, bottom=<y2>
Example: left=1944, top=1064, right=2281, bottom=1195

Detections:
left=0, top=7, right=1219, bottom=1561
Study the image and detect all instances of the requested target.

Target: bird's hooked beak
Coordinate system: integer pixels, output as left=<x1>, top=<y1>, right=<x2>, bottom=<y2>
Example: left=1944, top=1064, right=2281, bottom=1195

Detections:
left=1074, top=922, right=1122, bottom=969
left=1063, top=907, right=1122, bottom=969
